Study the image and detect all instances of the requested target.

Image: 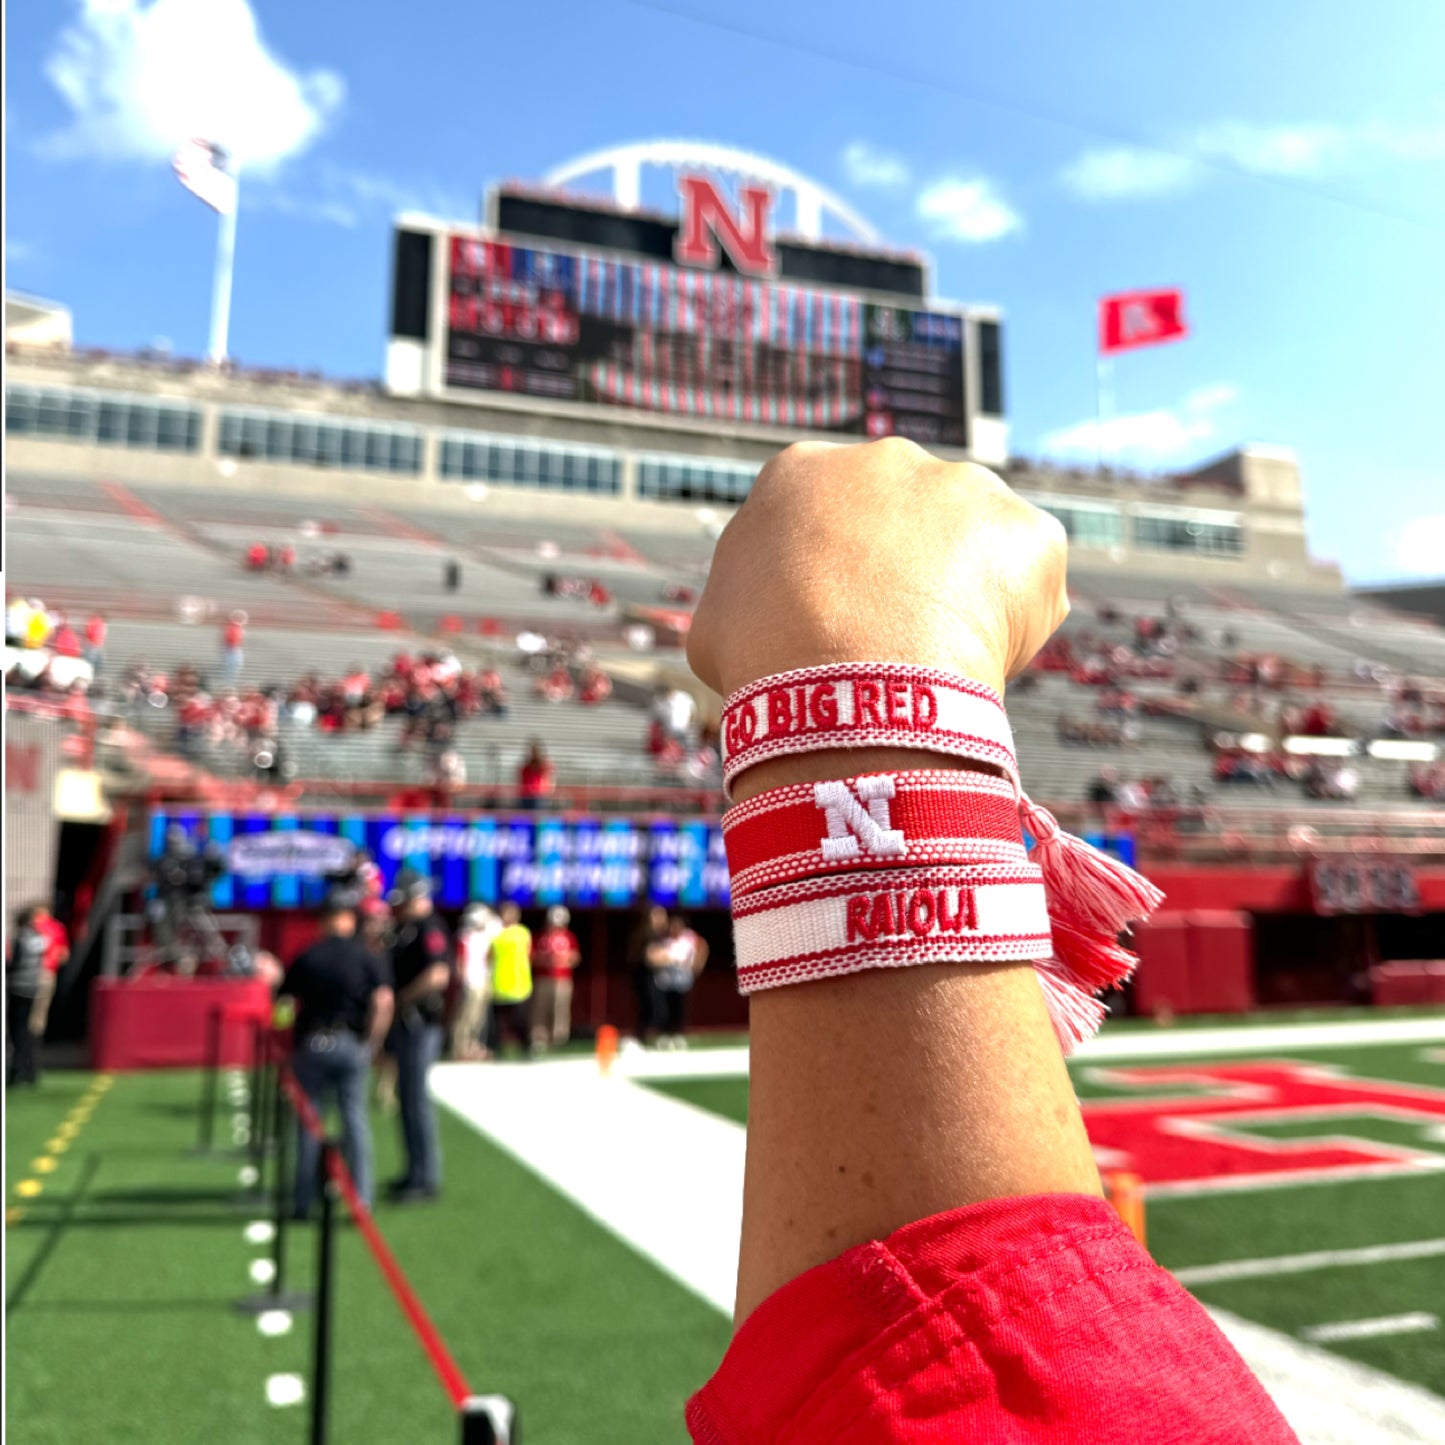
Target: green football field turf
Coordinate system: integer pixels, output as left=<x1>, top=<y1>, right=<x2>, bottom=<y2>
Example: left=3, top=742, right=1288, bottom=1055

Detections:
left=6, top=1067, right=727, bottom=1445
left=6, top=1028, right=1445, bottom=1443
left=649, top=1040, right=1445, bottom=1395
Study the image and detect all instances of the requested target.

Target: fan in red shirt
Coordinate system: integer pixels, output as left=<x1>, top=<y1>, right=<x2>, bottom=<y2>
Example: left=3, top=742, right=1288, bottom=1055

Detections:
left=83, top=613, right=107, bottom=672
left=529, top=906, right=581, bottom=1049
left=50, top=618, right=82, bottom=658
left=28, top=905, right=70, bottom=1041
left=682, top=440, right=1298, bottom=1445
left=220, top=613, right=246, bottom=685
left=517, top=741, right=555, bottom=809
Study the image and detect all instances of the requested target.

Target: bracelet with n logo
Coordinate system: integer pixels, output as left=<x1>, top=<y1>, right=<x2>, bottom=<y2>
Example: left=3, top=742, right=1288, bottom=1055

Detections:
left=724, top=769, right=1028, bottom=899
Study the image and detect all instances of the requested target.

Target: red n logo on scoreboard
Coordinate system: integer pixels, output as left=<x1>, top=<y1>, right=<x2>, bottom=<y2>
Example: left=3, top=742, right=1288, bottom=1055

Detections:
left=674, top=175, right=777, bottom=277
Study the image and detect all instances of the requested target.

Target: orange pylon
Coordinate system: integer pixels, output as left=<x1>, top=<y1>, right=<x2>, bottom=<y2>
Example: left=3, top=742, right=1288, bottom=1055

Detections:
left=596, top=1025, right=619, bottom=1075
left=1106, top=1171, right=1147, bottom=1248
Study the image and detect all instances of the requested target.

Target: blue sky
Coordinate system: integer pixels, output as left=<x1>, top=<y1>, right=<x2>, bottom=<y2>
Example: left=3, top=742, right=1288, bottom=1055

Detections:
left=6, top=0, right=1444, bottom=582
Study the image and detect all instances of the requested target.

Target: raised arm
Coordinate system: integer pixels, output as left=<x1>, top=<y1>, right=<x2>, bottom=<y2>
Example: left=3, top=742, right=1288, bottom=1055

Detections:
left=688, top=439, right=1096, bottom=1321
left=686, top=440, right=1296, bottom=1445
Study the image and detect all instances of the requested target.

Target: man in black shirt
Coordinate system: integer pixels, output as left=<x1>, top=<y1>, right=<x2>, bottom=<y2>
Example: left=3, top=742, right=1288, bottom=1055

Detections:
left=280, top=889, right=393, bottom=1218
left=386, top=871, right=451, bottom=1203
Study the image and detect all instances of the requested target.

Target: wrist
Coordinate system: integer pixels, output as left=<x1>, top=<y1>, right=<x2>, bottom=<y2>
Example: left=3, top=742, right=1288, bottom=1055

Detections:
left=729, top=748, right=998, bottom=805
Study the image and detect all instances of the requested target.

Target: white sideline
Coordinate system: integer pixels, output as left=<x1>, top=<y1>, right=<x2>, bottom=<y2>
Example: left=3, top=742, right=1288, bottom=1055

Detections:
left=431, top=1061, right=744, bottom=1315
left=433, top=1058, right=1445, bottom=1444
left=1175, top=1238, right=1445, bottom=1286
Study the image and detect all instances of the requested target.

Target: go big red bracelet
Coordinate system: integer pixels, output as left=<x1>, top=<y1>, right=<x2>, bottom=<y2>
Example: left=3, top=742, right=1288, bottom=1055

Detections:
left=719, top=663, right=1018, bottom=798
left=719, top=663, right=1166, bottom=1050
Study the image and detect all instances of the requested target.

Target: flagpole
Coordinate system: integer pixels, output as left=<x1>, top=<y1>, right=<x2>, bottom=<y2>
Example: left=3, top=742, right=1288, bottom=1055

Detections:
left=1095, top=352, right=1114, bottom=475
left=207, top=179, right=239, bottom=365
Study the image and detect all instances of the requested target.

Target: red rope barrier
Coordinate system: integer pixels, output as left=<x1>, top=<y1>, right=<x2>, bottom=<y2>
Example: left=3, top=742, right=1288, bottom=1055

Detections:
left=324, top=1150, right=473, bottom=1410
left=277, top=1060, right=473, bottom=1410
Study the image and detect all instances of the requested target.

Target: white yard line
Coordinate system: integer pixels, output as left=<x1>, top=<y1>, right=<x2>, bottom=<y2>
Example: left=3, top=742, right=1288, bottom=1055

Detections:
left=1076, top=1015, right=1445, bottom=1061
left=433, top=1058, right=1445, bottom=1444
left=1303, top=1314, right=1439, bottom=1345
left=1175, top=1238, right=1445, bottom=1286
left=1146, top=1159, right=1445, bottom=1200
left=604, top=1015, right=1445, bottom=1083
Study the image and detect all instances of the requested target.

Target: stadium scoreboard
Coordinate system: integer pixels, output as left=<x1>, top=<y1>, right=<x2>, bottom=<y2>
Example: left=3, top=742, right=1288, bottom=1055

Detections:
left=388, top=174, right=1005, bottom=453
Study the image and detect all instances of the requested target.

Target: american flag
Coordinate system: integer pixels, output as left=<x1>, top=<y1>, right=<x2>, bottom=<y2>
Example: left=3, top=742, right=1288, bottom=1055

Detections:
left=173, top=138, right=236, bottom=215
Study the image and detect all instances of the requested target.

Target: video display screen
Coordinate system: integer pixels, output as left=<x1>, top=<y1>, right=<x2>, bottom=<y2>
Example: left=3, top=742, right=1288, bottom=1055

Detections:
left=444, top=236, right=967, bottom=445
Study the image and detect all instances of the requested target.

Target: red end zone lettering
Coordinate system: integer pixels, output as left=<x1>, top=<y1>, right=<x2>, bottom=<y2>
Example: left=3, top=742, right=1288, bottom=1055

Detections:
left=1080, top=1061, right=1445, bottom=1192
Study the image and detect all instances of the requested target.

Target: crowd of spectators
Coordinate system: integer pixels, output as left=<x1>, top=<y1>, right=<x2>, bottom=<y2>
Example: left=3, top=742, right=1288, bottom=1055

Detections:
left=1087, top=767, right=1202, bottom=813
left=244, top=541, right=352, bottom=578
left=1210, top=744, right=1360, bottom=801
left=644, top=685, right=721, bottom=785
left=6, top=598, right=107, bottom=671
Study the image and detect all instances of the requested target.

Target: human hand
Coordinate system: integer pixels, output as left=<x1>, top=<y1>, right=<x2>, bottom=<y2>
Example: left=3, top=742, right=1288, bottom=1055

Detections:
left=687, top=438, right=1069, bottom=702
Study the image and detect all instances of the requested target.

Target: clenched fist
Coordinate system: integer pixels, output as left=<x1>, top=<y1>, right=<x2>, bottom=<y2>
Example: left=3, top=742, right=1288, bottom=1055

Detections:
left=687, top=438, right=1070, bottom=702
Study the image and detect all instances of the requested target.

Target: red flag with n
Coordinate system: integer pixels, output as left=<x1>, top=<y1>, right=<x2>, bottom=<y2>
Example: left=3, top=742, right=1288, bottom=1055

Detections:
left=1099, top=288, right=1187, bottom=355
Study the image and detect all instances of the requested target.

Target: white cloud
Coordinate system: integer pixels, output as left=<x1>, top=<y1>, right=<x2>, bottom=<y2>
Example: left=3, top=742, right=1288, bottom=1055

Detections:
left=1061, top=147, right=1199, bottom=200
left=841, top=142, right=909, bottom=190
left=1391, top=514, right=1445, bottom=578
left=915, top=176, right=1022, bottom=243
left=1193, top=121, right=1347, bottom=176
left=1041, top=383, right=1239, bottom=464
left=1062, top=116, right=1445, bottom=201
left=39, top=0, right=343, bottom=173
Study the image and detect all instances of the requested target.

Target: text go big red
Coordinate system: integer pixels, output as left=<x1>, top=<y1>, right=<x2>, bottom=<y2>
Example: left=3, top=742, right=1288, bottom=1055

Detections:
left=725, top=679, right=940, bottom=756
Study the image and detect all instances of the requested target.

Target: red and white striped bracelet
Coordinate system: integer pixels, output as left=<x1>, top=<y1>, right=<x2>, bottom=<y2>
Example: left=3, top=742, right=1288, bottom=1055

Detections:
left=718, top=663, right=1165, bottom=1049
left=720, top=663, right=1018, bottom=797
left=732, top=863, right=1053, bottom=994
left=724, top=769, right=1027, bottom=898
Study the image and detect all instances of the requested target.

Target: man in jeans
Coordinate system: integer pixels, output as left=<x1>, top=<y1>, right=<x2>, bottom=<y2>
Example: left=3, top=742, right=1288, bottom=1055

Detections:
left=280, top=890, right=393, bottom=1218
left=6, top=908, right=48, bottom=1087
left=386, top=871, right=452, bottom=1203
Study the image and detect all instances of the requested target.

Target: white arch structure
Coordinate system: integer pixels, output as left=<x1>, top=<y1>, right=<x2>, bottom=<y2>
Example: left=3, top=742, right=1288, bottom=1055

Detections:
left=544, top=140, right=879, bottom=245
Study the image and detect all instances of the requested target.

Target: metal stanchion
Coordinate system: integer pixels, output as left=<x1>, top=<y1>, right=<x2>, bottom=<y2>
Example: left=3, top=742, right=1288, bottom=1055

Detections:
left=459, top=1396, right=520, bottom=1444
left=309, top=1143, right=339, bottom=1445
left=248, top=1019, right=267, bottom=1167
left=191, top=1005, right=223, bottom=1155
left=236, top=1055, right=311, bottom=1315
left=233, top=1021, right=269, bottom=1209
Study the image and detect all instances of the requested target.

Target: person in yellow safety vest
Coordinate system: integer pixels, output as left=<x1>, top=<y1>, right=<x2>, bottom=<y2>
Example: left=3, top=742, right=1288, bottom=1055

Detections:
left=488, top=903, right=533, bottom=1058
left=24, top=601, right=53, bottom=651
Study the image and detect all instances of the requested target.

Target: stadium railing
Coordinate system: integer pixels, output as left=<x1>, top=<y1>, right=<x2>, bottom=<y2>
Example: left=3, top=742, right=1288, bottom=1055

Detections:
left=232, top=1027, right=519, bottom=1444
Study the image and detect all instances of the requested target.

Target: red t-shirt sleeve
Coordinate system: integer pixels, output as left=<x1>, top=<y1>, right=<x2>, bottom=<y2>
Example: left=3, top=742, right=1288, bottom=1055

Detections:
left=687, top=1193, right=1298, bottom=1445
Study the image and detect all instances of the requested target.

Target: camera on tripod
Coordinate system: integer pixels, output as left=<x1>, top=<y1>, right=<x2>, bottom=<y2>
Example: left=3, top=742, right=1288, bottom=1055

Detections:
left=154, top=826, right=226, bottom=900
left=148, top=826, right=234, bottom=974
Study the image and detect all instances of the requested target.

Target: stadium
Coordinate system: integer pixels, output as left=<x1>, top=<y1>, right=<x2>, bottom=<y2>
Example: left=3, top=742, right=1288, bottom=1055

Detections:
left=6, top=138, right=1445, bottom=1445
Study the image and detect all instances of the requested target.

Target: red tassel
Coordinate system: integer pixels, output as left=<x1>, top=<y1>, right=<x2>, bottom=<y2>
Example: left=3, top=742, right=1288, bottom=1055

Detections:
left=1033, top=958, right=1108, bottom=1054
left=1019, top=792, right=1162, bottom=1052
left=1019, top=795, right=1164, bottom=936
left=1050, top=918, right=1139, bottom=993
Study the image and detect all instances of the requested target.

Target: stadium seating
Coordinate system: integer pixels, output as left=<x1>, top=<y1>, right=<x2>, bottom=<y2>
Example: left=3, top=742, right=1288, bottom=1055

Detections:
left=8, top=467, right=1444, bottom=812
